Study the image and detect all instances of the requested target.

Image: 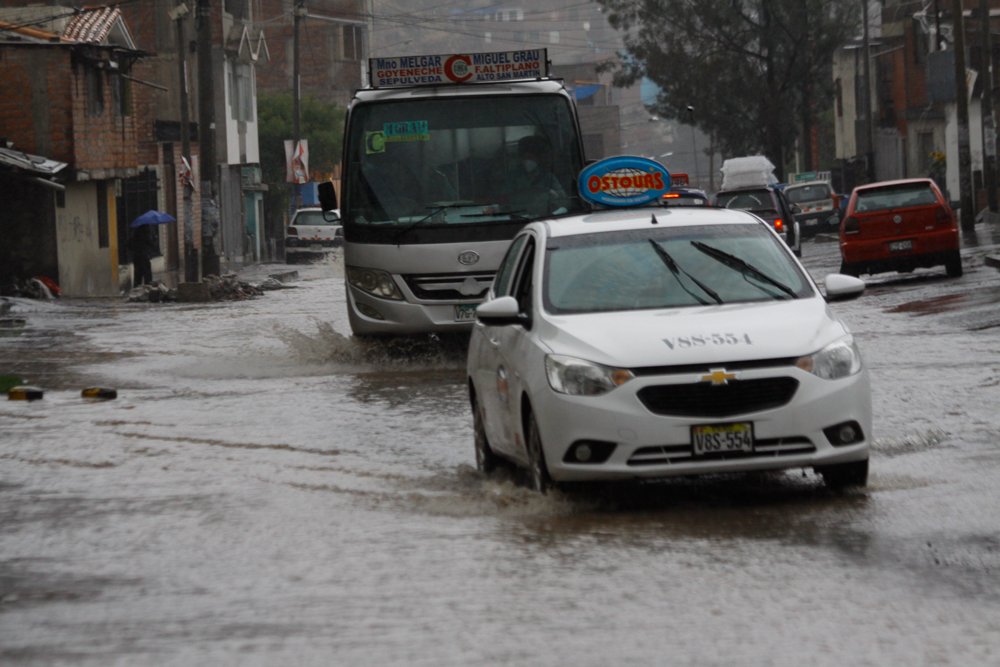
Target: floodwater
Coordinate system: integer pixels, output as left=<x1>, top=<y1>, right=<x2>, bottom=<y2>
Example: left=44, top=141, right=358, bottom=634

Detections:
left=2, top=229, right=1000, bottom=665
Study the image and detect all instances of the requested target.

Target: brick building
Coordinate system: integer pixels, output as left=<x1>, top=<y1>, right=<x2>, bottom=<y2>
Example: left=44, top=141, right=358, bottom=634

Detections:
left=0, top=5, right=160, bottom=296
left=255, top=0, right=367, bottom=109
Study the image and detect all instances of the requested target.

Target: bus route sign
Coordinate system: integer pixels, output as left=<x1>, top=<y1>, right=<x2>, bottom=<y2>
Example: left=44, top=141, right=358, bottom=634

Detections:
left=368, top=50, right=548, bottom=88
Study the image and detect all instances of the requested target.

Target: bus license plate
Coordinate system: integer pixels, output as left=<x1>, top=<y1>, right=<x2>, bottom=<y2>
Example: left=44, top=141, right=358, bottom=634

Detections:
left=691, top=422, right=754, bottom=456
left=455, top=304, right=478, bottom=322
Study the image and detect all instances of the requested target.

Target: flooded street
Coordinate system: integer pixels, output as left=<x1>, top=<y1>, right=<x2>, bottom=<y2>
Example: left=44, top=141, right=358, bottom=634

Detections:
left=3, top=230, right=1000, bottom=665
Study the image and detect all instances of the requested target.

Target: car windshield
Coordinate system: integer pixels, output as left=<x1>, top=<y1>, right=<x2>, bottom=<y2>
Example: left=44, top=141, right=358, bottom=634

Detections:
left=785, top=184, right=830, bottom=203
left=292, top=210, right=339, bottom=225
left=854, top=182, right=938, bottom=212
left=544, top=223, right=812, bottom=314
left=715, top=189, right=773, bottom=212
left=343, top=94, right=586, bottom=227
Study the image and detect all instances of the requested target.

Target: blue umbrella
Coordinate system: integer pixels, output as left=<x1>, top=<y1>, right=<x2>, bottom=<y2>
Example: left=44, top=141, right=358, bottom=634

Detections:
left=130, top=210, right=176, bottom=228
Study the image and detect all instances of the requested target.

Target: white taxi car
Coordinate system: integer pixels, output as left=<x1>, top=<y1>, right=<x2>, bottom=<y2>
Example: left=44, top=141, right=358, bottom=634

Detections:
left=466, top=157, right=871, bottom=493
left=285, top=207, right=342, bottom=263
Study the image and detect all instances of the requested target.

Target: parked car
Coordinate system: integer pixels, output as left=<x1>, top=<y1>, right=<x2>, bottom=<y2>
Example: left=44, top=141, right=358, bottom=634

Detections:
left=468, top=190, right=871, bottom=494
left=784, top=180, right=841, bottom=236
left=713, top=185, right=802, bottom=256
left=839, top=178, right=962, bottom=278
left=285, top=207, right=342, bottom=262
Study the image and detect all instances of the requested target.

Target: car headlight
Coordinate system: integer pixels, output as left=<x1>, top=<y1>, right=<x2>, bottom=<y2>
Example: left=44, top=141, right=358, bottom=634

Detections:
left=796, top=335, right=863, bottom=379
left=347, top=266, right=403, bottom=300
left=545, top=354, right=634, bottom=396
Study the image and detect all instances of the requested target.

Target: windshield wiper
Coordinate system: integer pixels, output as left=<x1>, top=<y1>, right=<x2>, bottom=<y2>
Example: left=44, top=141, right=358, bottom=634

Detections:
left=648, top=239, right=722, bottom=305
left=460, top=209, right=530, bottom=221
left=392, top=202, right=473, bottom=244
left=690, top=240, right=797, bottom=299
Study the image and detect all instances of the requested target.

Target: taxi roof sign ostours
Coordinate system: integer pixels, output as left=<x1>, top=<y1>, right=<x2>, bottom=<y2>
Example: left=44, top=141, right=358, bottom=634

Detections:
left=578, top=156, right=671, bottom=208
left=368, top=50, right=548, bottom=88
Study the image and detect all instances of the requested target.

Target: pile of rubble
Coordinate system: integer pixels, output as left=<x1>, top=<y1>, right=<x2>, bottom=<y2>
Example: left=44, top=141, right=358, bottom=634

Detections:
left=127, top=274, right=268, bottom=303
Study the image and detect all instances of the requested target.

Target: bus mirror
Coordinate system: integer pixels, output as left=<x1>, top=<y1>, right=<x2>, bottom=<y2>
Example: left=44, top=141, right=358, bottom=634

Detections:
left=318, top=181, right=338, bottom=211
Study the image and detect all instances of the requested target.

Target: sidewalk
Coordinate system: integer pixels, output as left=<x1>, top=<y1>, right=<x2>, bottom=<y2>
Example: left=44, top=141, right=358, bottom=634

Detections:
left=962, top=217, right=1000, bottom=270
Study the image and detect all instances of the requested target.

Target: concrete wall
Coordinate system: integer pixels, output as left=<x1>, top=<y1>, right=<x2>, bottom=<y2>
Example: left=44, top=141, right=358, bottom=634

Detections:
left=56, top=181, right=119, bottom=297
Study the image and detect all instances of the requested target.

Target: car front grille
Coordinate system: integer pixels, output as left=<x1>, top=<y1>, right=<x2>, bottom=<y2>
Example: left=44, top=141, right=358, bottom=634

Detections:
left=636, top=377, right=799, bottom=417
left=628, top=437, right=815, bottom=466
left=402, top=272, right=495, bottom=301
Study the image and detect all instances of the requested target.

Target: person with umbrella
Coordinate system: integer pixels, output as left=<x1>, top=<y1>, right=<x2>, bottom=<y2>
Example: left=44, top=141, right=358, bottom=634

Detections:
left=129, top=210, right=173, bottom=286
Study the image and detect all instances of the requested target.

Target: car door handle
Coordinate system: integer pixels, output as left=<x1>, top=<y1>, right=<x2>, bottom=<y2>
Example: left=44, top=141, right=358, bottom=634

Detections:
left=487, top=336, right=500, bottom=348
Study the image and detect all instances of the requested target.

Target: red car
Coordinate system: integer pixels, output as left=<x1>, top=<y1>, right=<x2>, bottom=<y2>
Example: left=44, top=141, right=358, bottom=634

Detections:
left=839, top=178, right=962, bottom=278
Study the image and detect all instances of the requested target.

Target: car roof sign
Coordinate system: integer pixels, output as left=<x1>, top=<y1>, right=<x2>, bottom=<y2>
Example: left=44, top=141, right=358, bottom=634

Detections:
left=578, top=156, right=671, bottom=208
left=368, top=49, right=548, bottom=88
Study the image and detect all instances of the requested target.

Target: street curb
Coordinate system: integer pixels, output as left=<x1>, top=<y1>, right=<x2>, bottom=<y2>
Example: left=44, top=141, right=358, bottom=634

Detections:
left=267, top=270, right=300, bottom=283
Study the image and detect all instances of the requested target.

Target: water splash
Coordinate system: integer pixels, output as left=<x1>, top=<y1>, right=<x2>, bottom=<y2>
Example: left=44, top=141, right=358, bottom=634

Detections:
left=275, top=319, right=468, bottom=370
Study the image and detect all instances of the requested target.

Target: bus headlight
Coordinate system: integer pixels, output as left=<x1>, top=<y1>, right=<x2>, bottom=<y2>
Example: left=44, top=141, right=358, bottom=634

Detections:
left=347, top=266, right=404, bottom=300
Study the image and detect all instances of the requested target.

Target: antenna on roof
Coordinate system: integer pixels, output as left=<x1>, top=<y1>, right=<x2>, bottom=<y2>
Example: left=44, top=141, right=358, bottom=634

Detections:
left=650, top=213, right=659, bottom=225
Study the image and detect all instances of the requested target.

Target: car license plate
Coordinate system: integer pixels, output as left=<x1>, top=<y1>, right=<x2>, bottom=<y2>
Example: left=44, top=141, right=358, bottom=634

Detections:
left=310, top=243, right=323, bottom=251
left=888, top=239, right=913, bottom=252
left=691, top=422, right=754, bottom=456
left=454, top=304, right=478, bottom=321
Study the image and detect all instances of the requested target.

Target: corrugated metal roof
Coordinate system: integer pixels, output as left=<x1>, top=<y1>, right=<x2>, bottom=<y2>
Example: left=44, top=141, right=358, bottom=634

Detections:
left=0, top=146, right=68, bottom=176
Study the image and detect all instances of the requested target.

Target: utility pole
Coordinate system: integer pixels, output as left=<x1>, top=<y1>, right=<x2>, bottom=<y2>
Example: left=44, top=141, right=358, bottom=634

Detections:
left=862, top=0, right=876, bottom=182
left=292, top=0, right=304, bottom=210
left=980, top=0, right=997, bottom=213
left=686, top=105, right=699, bottom=189
left=197, top=0, right=219, bottom=276
left=953, top=0, right=976, bottom=231
left=171, top=2, right=198, bottom=283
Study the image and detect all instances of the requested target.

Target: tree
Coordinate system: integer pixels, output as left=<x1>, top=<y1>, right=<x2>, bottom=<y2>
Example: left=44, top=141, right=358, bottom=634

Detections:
left=596, top=0, right=860, bottom=179
left=257, top=91, right=345, bottom=243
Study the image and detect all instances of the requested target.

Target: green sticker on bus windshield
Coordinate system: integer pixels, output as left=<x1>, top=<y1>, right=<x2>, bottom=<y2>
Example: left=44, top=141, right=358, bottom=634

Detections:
left=365, top=131, right=386, bottom=154
left=383, top=120, right=430, bottom=143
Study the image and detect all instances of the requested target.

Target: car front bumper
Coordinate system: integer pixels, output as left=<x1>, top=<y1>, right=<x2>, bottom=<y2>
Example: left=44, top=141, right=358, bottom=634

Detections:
left=531, top=365, right=872, bottom=483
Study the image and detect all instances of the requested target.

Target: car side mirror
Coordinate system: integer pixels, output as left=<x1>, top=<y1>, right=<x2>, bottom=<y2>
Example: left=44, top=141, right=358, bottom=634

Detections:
left=318, top=181, right=338, bottom=211
left=476, top=295, right=528, bottom=327
left=791, top=203, right=802, bottom=215
left=824, top=274, right=865, bottom=302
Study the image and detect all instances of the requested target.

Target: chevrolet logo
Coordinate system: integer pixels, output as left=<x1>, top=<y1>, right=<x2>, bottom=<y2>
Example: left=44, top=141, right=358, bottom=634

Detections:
left=701, top=368, right=736, bottom=385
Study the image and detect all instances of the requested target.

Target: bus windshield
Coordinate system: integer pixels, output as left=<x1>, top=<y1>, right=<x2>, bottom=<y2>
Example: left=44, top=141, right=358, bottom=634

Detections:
left=343, top=94, right=586, bottom=230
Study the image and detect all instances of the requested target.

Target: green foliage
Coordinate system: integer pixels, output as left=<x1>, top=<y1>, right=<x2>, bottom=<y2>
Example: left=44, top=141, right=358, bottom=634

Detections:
left=597, top=0, right=859, bottom=177
left=257, top=91, right=344, bottom=233
left=257, top=91, right=345, bottom=184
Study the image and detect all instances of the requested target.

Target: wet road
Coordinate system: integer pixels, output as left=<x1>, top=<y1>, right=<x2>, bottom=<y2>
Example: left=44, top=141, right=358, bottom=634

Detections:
left=2, top=227, right=1000, bottom=665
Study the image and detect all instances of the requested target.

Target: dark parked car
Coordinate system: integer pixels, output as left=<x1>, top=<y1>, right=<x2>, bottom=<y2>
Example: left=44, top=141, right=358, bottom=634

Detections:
left=784, top=181, right=841, bottom=236
left=839, top=178, right=961, bottom=278
left=713, top=185, right=801, bottom=256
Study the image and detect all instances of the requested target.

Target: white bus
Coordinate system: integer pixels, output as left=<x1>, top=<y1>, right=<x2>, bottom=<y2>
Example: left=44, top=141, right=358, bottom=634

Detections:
left=319, top=50, right=586, bottom=336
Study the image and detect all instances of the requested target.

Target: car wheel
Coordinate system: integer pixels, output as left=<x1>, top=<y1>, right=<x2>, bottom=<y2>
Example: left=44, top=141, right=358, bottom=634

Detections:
left=839, top=261, right=859, bottom=277
left=945, top=251, right=963, bottom=277
left=818, top=458, right=869, bottom=490
left=525, top=412, right=552, bottom=494
left=472, top=398, right=498, bottom=474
